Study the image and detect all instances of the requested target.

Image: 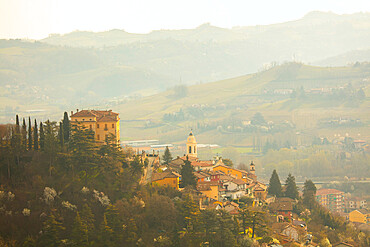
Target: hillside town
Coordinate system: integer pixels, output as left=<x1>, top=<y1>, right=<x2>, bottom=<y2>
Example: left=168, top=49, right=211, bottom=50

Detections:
left=0, top=109, right=369, bottom=246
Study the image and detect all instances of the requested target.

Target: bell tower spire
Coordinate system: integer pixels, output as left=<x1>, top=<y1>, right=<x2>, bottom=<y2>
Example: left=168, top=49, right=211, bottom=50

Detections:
left=186, top=130, right=197, bottom=158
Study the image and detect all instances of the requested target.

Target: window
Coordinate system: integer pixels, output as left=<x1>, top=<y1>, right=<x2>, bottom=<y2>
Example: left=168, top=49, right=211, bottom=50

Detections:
left=97, top=135, right=100, bottom=140
left=194, top=147, right=196, bottom=153
left=97, top=124, right=99, bottom=128
left=82, top=119, right=85, bottom=121
left=89, top=125, right=92, bottom=130
left=189, top=146, right=192, bottom=154
left=90, top=119, right=92, bottom=121
left=112, top=123, right=114, bottom=128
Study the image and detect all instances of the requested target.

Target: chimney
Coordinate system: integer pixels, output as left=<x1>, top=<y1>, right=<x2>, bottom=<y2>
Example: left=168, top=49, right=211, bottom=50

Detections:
left=71, top=111, right=73, bottom=116
left=76, top=109, right=79, bottom=112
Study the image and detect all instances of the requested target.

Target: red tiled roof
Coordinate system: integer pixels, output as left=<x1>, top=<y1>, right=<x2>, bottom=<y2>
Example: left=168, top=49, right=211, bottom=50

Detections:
left=231, top=178, right=247, bottom=185
left=152, top=171, right=180, bottom=182
left=71, top=110, right=98, bottom=118
left=213, top=163, right=248, bottom=174
left=71, top=110, right=119, bottom=119
left=191, top=161, right=213, bottom=167
left=316, top=188, right=344, bottom=196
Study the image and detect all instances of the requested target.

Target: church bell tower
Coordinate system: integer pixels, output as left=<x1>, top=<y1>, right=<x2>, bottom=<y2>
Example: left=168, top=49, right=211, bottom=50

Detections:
left=186, top=131, right=197, bottom=158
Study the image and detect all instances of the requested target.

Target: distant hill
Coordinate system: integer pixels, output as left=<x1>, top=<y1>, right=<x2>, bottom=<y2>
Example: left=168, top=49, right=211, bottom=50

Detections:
left=314, top=49, right=370, bottom=67
left=1, top=12, right=370, bottom=126
left=40, top=11, right=370, bottom=84
left=114, top=63, right=370, bottom=144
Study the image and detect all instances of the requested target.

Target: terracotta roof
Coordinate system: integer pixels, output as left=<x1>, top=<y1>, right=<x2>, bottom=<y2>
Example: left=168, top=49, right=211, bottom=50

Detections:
left=316, top=188, right=344, bottom=196
left=71, top=110, right=119, bottom=120
left=97, top=115, right=117, bottom=122
left=71, top=110, right=98, bottom=118
left=354, top=208, right=369, bottom=215
left=192, top=161, right=213, bottom=167
left=224, top=201, right=239, bottom=208
left=213, top=164, right=249, bottom=176
left=231, top=178, right=247, bottom=185
left=152, top=171, right=180, bottom=182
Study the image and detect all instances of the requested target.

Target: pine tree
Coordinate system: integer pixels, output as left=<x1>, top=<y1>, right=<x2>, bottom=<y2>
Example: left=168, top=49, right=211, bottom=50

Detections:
left=268, top=169, right=282, bottom=197
left=104, top=205, right=123, bottom=245
left=38, top=213, right=65, bottom=247
left=303, top=179, right=317, bottom=210
left=62, top=112, right=70, bottom=143
left=284, top=173, right=299, bottom=200
left=180, top=157, right=197, bottom=188
left=238, top=207, right=267, bottom=239
left=33, top=119, right=38, bottom=150
left=162, top=146, right=173, bottom=165
left=98, top=214, right=114, bottom=246
left=28, top=117, right=32, bottom=150
left=39, top=122, right=45, bottom=151
left=22, top=118, right=27, bottom=151
left=71, top=212, right=88, bottom=246
left=80, top=204, right=95, bottom=242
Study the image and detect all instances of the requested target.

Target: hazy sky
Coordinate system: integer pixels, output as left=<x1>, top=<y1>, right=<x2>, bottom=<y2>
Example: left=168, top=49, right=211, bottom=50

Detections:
left=1, top=0, right=370, bottom=39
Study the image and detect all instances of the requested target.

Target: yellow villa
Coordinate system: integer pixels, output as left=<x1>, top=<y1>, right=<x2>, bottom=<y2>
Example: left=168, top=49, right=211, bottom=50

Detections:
left=349, top=209, right=369, bottom=224
left=151, top=171, right=181, bottom=190
left=70, top=109, right=120, bottom=144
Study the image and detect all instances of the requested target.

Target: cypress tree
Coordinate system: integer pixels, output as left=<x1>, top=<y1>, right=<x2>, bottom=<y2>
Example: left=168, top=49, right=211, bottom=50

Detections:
left=180, top=157, right=197, bottom=188
left=268, top=169, right=282, bottom=197
left=15, top=115, right=20, bottom=134
left=28, top=117, right=32, bottom=150
left=162, top=146, right=173, bottom=165
left=284, top=173, right=299, bottom=200
left=39, top=122, right=45, bottom=151
left=59, top=122, right=64, bottom=148
left=13, top=115, right=22, bottom=166
left=22, top=118, right=27, bottom=151
left=33, top=119, right=38, bottom=150
left=62, top=112, right=70, bottom=143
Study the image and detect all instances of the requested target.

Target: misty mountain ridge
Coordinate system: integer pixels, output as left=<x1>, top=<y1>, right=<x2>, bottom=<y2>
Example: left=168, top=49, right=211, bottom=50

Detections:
left=1, top=11, right=370, bottom=124
left=42, top=11, right=370, bottom=47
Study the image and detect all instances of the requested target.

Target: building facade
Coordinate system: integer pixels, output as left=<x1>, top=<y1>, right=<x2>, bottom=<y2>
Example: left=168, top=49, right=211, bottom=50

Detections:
left=70, top=109, right=120, bottom=144
left=316, top=188, right=345, bottom=213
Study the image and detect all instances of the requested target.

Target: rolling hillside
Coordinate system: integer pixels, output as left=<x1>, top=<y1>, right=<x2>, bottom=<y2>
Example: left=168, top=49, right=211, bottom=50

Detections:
left=115, top=63, right=370, bottom=146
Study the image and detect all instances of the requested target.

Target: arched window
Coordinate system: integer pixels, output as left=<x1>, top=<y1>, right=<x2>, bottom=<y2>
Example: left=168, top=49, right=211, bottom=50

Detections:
left=189, top=146, right=192, bottom=154
left=194, top=147, right=196, bottom=153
